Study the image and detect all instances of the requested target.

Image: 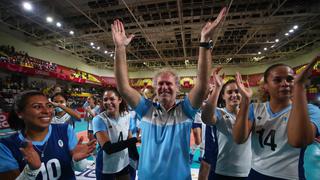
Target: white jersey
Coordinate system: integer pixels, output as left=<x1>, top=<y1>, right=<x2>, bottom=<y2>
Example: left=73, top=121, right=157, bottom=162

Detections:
left=95, top=112, right=130, bottom=173
left=249, top=103, right=299, bottom=179
left=85, top=105, right=100, bottom=131
left=194, top=111, right=202, bottom=124
left=215, top=108, right=251, bottom=177
left=51, top=113, right=71, bottom=124
left=201, top=122, right=206, bottom=147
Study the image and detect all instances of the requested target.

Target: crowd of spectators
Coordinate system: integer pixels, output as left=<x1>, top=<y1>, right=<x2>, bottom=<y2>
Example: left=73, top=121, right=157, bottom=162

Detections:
left=0, top=45, right=57, bottom=72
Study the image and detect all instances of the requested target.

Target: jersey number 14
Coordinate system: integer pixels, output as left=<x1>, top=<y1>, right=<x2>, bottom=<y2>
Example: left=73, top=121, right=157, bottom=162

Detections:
left=256, top=129, right=277, bottom=151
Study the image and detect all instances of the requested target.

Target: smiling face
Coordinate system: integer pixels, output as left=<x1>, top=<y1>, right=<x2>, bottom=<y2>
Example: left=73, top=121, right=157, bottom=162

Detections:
left=17, top=95, right=54, bottom=130
left=155, top=72, right=178, bottom=108
left=264, top=65, right=294, bottom=101
left=103, top=90, right=122, bottom=118
left=222, top=82, right=242, bottom=109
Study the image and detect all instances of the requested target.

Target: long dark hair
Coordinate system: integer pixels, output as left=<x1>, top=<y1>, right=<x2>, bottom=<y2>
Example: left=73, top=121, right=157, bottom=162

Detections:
left=8, top=90, right=46, bottom=130
left=217, top=80, right=237, bottom=108
left=102, top=87, right=128, bottom=115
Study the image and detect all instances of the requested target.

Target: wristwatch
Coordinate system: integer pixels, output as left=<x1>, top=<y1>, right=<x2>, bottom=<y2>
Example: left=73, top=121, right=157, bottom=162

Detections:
left=199, top=40, right=213, bottom=49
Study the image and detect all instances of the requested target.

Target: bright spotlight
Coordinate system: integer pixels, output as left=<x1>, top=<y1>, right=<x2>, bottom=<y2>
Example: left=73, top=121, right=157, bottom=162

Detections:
left=22, top=2, right=33, bottom=11
left=97, top=46, right=100, bottom=50
left=258, top=52, right=261, bottom=55
left=285, top=33, right=289, bottom=36
left=69, top=30, right=74, bottom=35
left=56, top=22, right=62, bottom=27
left=264, top=47, right=267, bottom=51
left=293, top=25, right=298, bottom=29
left=289, top=29, right=294, bottom=33
left=46, top=16, right=53, bottom=23
left=104, top=51, right=108, bottom=54
left=90, top=42, right=94, bottom=46
left=275, top=39, right=279, bottom=42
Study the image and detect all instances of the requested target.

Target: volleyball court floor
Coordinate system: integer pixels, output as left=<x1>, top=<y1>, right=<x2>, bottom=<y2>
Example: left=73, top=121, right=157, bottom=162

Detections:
left=74, top=121, right=200, bottom=179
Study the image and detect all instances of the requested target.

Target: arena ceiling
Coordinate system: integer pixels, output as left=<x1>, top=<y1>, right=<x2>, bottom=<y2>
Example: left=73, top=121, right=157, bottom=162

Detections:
left=0, top=0, right=320, bottom=71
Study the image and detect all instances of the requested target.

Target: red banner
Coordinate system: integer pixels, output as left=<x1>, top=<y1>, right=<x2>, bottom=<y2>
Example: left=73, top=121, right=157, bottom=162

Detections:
left=1, top=61, right=318, bottom=89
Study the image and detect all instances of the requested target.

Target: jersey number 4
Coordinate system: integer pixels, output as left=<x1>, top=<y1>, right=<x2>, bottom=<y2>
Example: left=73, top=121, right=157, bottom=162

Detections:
left=118, top=132, right=123, bottom=142
left=256, top=129, right=277, bottom=151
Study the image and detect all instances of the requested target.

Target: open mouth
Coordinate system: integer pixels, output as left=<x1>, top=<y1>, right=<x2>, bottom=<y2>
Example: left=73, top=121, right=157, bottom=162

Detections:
left=39, top=117, right=51, bottom=123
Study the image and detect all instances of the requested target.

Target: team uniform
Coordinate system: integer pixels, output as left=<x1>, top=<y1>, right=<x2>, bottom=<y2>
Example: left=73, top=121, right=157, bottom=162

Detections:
left=129, top=110, right=140, bottom=138
left=304, top=138, right=320, bottom=180
left=84, top=105, right=100, bottom=134
left=0, top=124, right=78, bottom=180
left=202, top=124, right=218, bottom=180
left=248, top=102, right=320, bottom=180
left=52, top=113, right=72, bottom=124
left=214, top=108, right=251, bottom=178
left=93, top=111, right=131, bottom=180
left=192, top=112, right=202, bottom=129
left=190, top=112, right=204, bottom=163
left=129, top=110, right=141, bottom=180
left=134, top=96, right=198, bottom=180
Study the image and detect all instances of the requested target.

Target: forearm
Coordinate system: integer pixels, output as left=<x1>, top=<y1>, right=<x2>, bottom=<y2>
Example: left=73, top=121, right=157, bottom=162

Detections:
left=86, top=109, right=95, bottom=117
left=61, top=106, right=81, bottom=119
left=115, top=46, right=130, bottom=91
left=189, top=47, right=211, bottom=108
left=288, top=85, right=315, bottom=147
left=114, top=46, right=140, bottom=107
left=196, top=47, right=211, bottom=92
left=233, top=98, right=251, bottom=144
left=102, top=137, right=137, bottom=154
left=201, top=91, right=220, bottom=125
left=16, top=165, right=40, bottom=180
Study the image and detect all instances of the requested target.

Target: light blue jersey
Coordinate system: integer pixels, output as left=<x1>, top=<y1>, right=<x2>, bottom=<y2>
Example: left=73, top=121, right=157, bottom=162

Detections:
left=215, top=108, right=251, bottom=177
left=135, top=96, right=198, bottom=180
left=304, top=139, right=320, bottom=180
left=248, top=102, right=320, bottom=180
left=129, top=110, right=140, bottom=137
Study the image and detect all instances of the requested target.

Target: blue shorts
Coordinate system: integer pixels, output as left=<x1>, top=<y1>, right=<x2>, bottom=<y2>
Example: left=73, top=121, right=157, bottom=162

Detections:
left=202, top=126, right=218, bottom=166
left=192, top=123, right=202, bottom=129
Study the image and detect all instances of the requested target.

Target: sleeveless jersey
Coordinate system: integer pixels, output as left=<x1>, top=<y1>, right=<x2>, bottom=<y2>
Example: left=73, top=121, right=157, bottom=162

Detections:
left=93, top=111, right=130, bottom=174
